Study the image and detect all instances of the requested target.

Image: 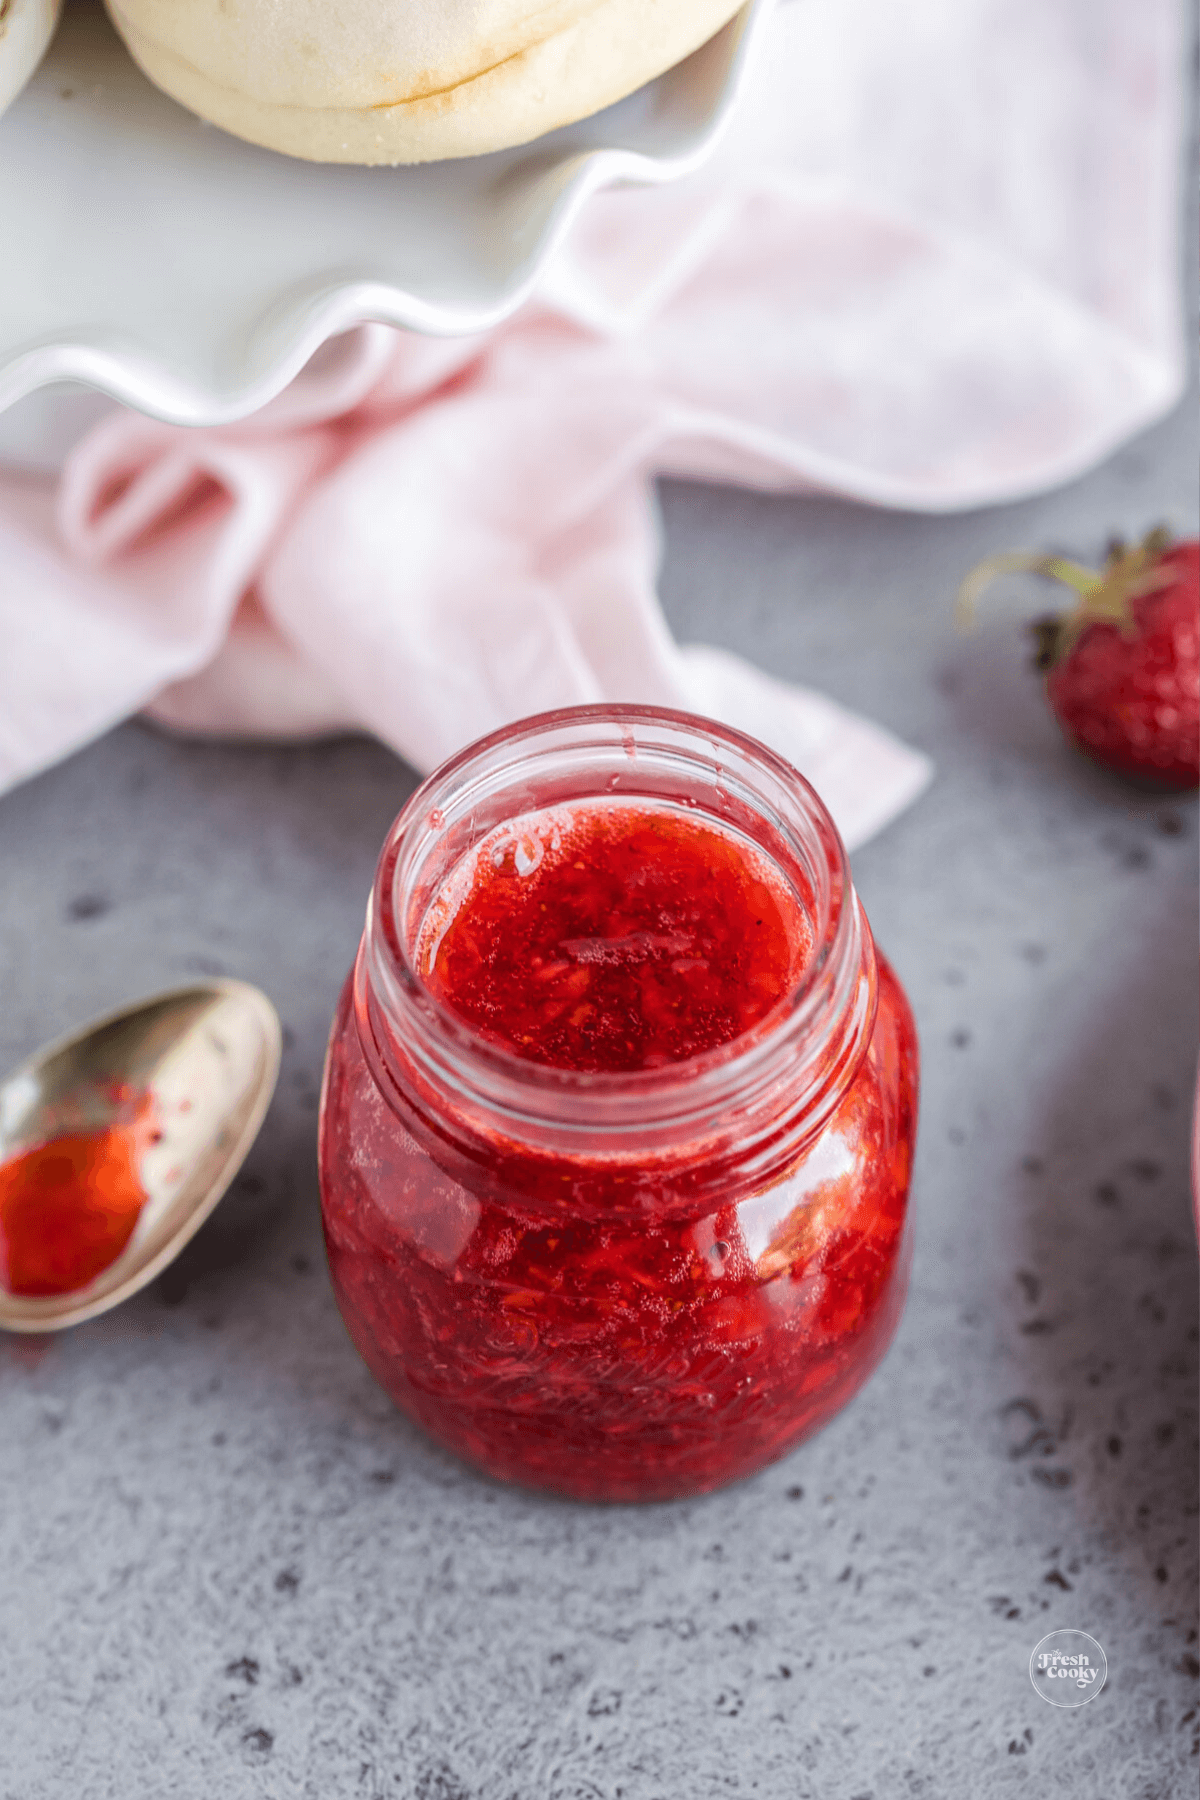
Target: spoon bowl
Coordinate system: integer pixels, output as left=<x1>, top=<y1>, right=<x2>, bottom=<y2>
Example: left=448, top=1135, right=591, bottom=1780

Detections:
left=0, top=981, right=281, bottom=1332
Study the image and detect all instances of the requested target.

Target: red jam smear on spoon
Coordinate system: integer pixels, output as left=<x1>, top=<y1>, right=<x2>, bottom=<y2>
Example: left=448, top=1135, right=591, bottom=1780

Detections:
left=0, top=1093, right=157, bottom=1298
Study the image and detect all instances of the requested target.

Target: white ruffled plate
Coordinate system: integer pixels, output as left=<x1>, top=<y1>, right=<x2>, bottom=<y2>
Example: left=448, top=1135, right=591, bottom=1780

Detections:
left=0, top=0, right=765, bottom=464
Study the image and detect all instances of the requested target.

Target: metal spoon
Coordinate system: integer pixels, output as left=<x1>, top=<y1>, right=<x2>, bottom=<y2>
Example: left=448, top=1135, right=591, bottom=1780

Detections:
left=0, top=981, right=281, bottom=1332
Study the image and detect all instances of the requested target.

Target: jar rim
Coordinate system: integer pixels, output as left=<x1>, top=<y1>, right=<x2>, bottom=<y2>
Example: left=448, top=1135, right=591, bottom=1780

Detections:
left=359, top=705, right=876, bottom=1161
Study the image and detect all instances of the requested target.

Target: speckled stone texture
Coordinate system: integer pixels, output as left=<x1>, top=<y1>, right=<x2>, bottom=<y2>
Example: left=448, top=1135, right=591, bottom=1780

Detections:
left=2, top=396, right=1198, bottom=1800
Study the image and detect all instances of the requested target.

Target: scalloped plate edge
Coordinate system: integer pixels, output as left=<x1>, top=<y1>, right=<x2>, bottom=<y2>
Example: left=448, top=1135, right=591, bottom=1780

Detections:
left=0, top=0, right=768, bottom=429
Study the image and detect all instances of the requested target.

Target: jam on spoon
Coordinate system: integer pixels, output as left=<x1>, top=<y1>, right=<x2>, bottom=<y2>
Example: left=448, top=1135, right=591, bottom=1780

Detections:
left=0, top=1093, right=157, bottom=1298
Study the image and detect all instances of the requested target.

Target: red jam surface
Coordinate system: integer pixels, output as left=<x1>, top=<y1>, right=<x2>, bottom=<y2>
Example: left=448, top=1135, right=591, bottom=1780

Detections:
left=320, top=801, right=918, bottom=1501
left=0, top=1096, right=155, bottom=1297
left=420, top=804, right=811, bottom=1071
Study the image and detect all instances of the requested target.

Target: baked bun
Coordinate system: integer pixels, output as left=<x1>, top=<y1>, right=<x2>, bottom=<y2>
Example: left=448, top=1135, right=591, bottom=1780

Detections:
left=103, top=0, right=747, bottom=164
left=0, top=0, right=62, bottom=117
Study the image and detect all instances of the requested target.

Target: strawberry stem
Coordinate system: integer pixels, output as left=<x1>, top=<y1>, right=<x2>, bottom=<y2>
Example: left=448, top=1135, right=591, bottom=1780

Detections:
left=956, top=552, right=1098, bottom=630
left=956, top=527, right=1176, bottom=669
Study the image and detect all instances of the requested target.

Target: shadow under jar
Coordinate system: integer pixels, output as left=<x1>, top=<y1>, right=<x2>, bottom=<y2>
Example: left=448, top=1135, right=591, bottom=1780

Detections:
left=319, top=706, right=918, bottom=1502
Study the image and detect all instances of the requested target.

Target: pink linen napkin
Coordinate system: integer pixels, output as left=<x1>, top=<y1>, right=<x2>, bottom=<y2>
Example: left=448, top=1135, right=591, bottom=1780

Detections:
left=0, top=0, right=1185, bottom=847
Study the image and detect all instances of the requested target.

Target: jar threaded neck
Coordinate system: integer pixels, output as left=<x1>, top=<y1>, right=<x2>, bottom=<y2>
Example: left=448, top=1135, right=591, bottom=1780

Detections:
left=358, top=705, right=878, bottom=1209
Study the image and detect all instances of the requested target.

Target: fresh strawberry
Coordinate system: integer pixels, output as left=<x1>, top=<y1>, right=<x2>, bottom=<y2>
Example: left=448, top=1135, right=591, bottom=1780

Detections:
left=961, top=528, right=1199, bottom=790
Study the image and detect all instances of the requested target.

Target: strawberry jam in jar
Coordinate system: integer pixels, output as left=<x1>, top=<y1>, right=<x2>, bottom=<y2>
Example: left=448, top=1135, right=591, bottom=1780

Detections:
left=319, top=707, right=918, bottom=1501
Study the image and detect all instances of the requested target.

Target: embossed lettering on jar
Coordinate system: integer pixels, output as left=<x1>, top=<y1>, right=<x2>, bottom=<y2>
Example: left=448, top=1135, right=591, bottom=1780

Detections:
left=318, top=706, right=919, bottom=1501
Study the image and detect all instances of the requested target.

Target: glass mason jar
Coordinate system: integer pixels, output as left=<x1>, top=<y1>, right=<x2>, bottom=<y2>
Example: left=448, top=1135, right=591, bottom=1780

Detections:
left=318, top=706, right=918, bottom=1502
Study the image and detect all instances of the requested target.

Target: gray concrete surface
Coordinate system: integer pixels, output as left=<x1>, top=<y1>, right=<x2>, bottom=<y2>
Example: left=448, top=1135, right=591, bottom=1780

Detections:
left=2, top=387, right=1198, bottom=1798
